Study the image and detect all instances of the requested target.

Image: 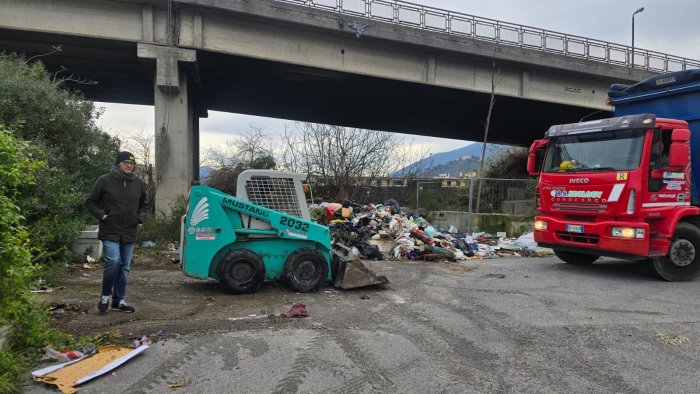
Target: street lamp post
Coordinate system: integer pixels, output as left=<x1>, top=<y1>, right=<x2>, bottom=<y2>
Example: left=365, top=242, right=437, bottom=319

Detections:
left=631, top=6, right=645, bottom=67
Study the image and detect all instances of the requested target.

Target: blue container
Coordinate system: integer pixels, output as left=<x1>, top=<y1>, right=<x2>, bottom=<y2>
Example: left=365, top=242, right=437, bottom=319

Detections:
left=609, top=70, right=700, bottom=202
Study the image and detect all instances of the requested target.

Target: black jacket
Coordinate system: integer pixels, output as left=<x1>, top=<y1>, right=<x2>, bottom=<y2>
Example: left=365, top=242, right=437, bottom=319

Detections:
left=86, top=167, right=148, bottom=243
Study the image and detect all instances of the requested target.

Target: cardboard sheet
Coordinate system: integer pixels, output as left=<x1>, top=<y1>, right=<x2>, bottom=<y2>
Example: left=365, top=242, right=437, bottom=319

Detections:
left=32, top=344, right=148, bottom=394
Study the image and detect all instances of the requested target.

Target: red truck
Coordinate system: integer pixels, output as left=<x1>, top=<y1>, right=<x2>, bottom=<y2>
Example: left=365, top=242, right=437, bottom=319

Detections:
left=527, top=70, right=700, bottom=281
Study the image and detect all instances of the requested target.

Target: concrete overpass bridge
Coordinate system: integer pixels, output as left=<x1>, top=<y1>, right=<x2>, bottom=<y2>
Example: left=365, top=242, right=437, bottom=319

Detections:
left=2, top=0, right=698, bottom=210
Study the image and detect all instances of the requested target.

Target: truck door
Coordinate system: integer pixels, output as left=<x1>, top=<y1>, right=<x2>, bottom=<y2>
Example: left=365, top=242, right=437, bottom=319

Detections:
left=647, top=129, right=688, bottom=204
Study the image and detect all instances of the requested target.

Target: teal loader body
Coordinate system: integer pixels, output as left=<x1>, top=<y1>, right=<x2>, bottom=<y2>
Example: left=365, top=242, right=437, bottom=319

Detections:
left=181, top=184, right=332, bottom=293
left=180, top=170, right=389, bottom=293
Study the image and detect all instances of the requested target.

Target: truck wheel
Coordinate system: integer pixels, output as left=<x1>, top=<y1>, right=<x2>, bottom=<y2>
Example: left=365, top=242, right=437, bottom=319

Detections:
left=219, top=249, right=265, bottom=294
left=653, top=222, right=700, bottom=282
left=285, top=248, right=328, bottom=293
left=553, top=249, right=599, bottom=265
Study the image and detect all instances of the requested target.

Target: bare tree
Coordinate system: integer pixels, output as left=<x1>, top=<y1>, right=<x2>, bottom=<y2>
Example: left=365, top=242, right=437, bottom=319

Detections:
left=280, top=122, right=427, bottom=202
left=475, top=60, right=502, bottom=214
left=122, top=128, right=156, bottom=212
left=202, top=126, right=276, bottom=195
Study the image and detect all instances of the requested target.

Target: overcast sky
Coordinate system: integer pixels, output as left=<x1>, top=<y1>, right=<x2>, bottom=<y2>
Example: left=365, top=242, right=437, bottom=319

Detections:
left=97, top=0, right=700, bottom=154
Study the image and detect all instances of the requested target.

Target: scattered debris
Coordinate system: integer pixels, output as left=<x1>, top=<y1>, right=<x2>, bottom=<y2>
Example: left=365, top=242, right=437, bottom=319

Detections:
left=168, top=379, right=192, bottom=389
left=131, top=335, right=151, bottom=348
left=142, top=240, right=156, bottom=248
left=318, top=200, right=546, bottom=264
left=359, top=292, right=370, bottom=300
left=111, top=331, right=124, bottom=339
left=41, top=347, right=84, bottom=363
left=30, top=287, right=54, bottom=293
left=48, top=303, right=89, bottom=316
left=32, top=344, right=148, bottom=394
left=656, top=331, right=692, bottom=346
left=227, top=315, right=270, bottom=322
left=281, top=303, right=309, bottom=318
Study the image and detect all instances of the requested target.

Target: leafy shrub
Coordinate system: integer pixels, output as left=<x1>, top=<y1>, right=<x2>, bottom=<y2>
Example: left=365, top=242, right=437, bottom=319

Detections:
left=484, top=147, right=529, bottom=179
left=137, top=195, right=187, bottom=243
left=0, top=129, right=62, bottom=393
left=0, top=53, right=118, bottom=393
left=0, top=53, right=119, bottom=267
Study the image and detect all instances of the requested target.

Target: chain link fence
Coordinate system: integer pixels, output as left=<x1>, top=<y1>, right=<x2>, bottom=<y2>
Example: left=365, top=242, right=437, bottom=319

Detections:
left=309, top=177, right=536, bottom=215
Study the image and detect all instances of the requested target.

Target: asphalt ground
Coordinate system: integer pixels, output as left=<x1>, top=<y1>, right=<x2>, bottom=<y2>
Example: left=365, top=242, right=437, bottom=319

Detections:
left=25, top=255, right=700, bottom=393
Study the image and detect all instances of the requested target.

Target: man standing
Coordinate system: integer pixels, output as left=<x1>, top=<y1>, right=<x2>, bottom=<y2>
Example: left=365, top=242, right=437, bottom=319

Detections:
left=86, top=151, right=148, bottom=313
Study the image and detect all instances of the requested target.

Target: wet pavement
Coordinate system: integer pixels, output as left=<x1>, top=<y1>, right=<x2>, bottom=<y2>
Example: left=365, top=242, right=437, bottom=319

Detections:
left=26, top=255, right=700, bottom=393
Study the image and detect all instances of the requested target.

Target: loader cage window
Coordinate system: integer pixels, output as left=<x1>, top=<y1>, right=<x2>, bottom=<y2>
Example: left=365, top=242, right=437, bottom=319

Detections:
left=245, top=176, right=304, bottom=218
left=543, top=129, right=645, bottom=173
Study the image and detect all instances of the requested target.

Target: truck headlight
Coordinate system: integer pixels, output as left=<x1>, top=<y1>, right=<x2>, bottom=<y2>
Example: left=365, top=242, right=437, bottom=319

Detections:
left=611, top=227, right=645, bottom=239
left=535, top=220, right=547, bottom=230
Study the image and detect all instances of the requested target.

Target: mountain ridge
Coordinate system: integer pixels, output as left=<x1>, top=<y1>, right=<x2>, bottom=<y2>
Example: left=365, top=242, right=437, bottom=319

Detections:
left=394, top=142, right=509, bottom=177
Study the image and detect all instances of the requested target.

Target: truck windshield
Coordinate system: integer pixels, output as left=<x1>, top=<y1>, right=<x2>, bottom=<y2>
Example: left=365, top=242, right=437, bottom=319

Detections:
left=543, top=129, right=644, bottom=173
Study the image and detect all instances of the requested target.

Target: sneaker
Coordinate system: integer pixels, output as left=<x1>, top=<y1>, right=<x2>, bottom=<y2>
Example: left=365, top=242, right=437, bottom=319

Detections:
left=111, top=300, right=135, bottom=313
left=98, top=296, right=110, bottom=313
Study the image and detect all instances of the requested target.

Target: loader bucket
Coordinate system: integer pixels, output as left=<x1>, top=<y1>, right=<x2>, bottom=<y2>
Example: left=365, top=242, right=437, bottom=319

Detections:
left=331, top=243, right=390, bottom=289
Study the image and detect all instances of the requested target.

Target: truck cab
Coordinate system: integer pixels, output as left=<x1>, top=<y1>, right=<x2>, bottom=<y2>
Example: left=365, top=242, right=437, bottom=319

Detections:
left=528, top=70, right=700, bottom=281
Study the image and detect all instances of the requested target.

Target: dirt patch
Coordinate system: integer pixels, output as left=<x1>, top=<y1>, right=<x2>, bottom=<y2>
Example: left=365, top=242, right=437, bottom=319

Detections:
left=39, top=252, right=475, bottom=339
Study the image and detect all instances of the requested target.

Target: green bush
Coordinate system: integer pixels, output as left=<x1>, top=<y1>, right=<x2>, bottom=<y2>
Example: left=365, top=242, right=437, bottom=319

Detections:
left=137, top=195, right=187, bottom=243
left=0, top=348, right=24, bottom=394
left=0, top=53, right=119, bottom=393
left=0, top=130, right=62, bottom=393
left=0, top=53, right=119, bottom=268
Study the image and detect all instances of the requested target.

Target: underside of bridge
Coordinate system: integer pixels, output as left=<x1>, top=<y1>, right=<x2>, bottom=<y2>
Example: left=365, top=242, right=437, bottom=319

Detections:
left=0, top=28, right=611, bottom=147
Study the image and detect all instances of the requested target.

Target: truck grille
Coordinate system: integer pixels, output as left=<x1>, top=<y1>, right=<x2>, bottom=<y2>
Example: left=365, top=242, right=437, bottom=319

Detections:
left=552, top=202, right=607, bottom=213
left=564, top=215, right=596, bottom=222
left=556, top=231, right=600, bottom=244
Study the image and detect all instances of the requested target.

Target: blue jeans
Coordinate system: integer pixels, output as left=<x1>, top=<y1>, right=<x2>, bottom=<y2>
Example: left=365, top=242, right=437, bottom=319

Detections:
left=101, top=240, right=134, bottom=304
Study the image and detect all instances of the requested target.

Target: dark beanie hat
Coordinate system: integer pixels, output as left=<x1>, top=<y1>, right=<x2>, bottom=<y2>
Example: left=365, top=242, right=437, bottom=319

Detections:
left=115, top=151, right=136, bottom=164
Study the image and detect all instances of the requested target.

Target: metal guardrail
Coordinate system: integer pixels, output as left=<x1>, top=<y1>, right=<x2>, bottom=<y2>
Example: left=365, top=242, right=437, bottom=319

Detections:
left=278, top=0, right=700, bottom=73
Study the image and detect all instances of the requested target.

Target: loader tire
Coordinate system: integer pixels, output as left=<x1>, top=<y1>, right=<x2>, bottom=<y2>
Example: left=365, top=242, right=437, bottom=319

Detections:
left=553, top=249, right=599, bottom=265
left=653, top=222, right=700, bottom=282
left=219, top=249, right=265, bottom=294
left=285, top=248, right=328, bottom=293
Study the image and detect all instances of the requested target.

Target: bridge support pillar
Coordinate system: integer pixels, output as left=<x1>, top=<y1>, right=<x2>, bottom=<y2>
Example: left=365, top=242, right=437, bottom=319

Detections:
left=138, top=43, right=198, bottom=215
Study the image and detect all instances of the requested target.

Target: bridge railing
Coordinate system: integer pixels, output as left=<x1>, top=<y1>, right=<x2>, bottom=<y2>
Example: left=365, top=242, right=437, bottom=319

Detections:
left=279, top=0, right=700, bottom=73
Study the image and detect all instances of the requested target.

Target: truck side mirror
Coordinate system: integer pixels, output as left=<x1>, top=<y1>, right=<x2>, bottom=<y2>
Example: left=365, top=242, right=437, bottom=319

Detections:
left=527, top=139, right=549, bottom=175
left=668, top=129, right=690, bottom=168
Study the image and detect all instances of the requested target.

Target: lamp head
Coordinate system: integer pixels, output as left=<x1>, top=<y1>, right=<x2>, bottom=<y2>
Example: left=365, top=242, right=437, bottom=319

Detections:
left=634, top=7, right=645, bottom=15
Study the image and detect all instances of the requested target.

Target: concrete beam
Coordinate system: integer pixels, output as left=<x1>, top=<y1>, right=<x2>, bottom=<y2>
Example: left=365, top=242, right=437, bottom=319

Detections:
left=174, top=0, right=655, bottom=84
left=0, top=0, right=143, bottom=41
left=137, top=43, right=196, bottom=93
left=189, top=9, right=610, bottom=109
left=142, top=4, right=154, bottom=42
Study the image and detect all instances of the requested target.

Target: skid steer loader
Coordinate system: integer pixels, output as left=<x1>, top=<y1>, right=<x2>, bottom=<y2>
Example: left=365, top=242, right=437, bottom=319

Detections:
left=180, top=170, right=389, bottom=293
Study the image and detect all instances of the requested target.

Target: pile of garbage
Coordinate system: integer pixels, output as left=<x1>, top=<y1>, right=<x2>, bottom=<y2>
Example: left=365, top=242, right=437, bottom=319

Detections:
left=313, top=199, right=548, bottom=262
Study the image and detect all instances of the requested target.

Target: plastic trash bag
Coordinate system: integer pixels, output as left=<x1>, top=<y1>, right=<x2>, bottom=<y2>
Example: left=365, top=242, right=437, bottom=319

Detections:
left=514, top=232, right=538, bottom=251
